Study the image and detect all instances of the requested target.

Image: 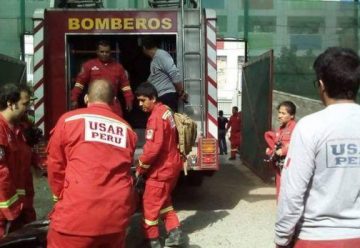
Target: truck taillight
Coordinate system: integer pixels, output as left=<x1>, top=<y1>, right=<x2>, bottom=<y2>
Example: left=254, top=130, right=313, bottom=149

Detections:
left=198, top=138, right=219, bottom=170
left=202, top=154, right=216, bottom=163
left=202, top=139, right=216, bottom=153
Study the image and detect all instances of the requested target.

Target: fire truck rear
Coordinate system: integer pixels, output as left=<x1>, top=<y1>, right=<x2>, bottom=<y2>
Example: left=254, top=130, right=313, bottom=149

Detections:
left=32, top=1, right=219, bottom=185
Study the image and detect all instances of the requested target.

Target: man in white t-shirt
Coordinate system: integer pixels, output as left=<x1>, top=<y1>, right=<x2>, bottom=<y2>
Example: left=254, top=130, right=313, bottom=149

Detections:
left=275, top=47, right=360, bottom=248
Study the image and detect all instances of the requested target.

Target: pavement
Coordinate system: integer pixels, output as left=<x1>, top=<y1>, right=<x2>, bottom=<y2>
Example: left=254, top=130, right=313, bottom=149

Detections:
left=125, top=154, right=277, bottom=248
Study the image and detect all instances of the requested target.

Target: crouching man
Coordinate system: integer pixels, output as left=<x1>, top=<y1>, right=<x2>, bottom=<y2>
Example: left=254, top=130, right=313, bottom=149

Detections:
left=135, top=82, right=184, bottom=248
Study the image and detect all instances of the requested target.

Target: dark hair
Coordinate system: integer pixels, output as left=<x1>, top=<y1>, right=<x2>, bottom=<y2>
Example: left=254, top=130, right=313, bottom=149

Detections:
left=0, top=84, right=21, bottom=111
left=219, top=110, right=224, bottom=116
left=141, top=36, right=159, bottom=50
left=135, top=82, right=158, bottom=99
left=313, top=47, right=360, bottom=100
left=232, top=106, right=238, bottom=112
left=277, top=101, right=296, bottom=116
left=19, top=84, right=34, bottom=97
left=96, top=40, right=111, bottom=49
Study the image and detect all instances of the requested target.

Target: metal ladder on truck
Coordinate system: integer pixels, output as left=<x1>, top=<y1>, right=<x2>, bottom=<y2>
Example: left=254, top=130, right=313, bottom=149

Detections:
left=148, top=0, right=205, bottom=135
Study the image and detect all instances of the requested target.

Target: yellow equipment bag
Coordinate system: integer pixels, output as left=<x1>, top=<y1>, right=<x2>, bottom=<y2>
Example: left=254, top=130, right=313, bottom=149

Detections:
left=173, top=112, right=197, bottom=157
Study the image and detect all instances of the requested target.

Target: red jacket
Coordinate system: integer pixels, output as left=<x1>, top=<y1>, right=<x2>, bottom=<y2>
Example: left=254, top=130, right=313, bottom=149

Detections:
left=71, top=58, right=134, bottom=107
left=0, top=115, right=22, bottom=221
left=265, top=119, right=296, bottom=156
left=227, top=112, right=242, bottom=134
left=138, top=103, right=182, bottom=181
left=46, top=103, right=137, bottom=235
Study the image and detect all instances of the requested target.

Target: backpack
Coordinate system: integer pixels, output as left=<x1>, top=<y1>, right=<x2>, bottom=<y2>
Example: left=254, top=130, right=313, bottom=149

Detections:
left=173, top=112, right=198, bottom=157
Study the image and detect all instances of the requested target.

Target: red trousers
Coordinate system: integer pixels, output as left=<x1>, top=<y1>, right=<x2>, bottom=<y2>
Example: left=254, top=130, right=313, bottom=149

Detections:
left=47, top=228, right=126, bottom=248
left=294, top=238, right=360, bottom=248
left=265, top=131, right=281, bottom=201
left=229, top=132, right=241, bottom=158
left=142, top=179, right=180, bottom=239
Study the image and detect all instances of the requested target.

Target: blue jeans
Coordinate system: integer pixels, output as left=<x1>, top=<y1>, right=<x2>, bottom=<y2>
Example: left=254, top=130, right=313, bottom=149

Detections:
left=218, top=129, right=227, bottom=154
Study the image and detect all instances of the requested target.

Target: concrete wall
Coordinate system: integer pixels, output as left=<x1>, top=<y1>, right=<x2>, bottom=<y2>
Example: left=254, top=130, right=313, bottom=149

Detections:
left=271, top=90, right=324, bottom=129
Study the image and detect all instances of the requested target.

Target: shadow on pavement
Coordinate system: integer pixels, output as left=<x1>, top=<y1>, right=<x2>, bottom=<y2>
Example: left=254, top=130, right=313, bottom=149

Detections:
left=173, top=160, right=275, bottom=211
left=181, top=210, right=229, bottom=234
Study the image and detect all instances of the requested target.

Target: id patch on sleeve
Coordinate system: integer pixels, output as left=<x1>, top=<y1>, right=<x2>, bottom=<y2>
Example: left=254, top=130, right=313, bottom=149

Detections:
left=146, top=129, right=154, bottom=140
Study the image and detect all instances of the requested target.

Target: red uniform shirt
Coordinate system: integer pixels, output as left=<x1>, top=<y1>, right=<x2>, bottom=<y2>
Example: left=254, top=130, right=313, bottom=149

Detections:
left=227, top=112, right=242, bottom=134
left=265, top=119, right=296, bottom=156
left=139, top=103, right=182, bottom=181
left=46, top=103, right=137, bottom=235
left=71, top=58, right=134, bottom=107
left=0, top=115, right=22, bottom=221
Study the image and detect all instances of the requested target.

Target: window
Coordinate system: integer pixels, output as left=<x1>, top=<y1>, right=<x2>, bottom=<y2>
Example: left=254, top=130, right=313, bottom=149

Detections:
left=238, top=16, right=244, bottom=32
left=237, top=56, right=245, bottom=89
left=217, top=56, right=227, bottom=89
left=288, top=17, right=325, bottom=34
left=336, top=17, right=355, bottom=34
left=249, top=16, right=276, bottom=33
left=203, top=0, right=225, bottom=9
left=217, top=15, right=228, bottom=33
left=250, top=0, right=273, bottom=9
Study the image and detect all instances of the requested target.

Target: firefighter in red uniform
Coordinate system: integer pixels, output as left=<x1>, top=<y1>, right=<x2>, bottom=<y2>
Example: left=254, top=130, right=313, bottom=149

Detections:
left=264, top=101, right=296, bottom=200
left=226, top=106, right=242, bottom=160
left=135, top=82, right=184, bottom=248
left=70, top=40, right=134, bottom=116
left=47, top=79, right=137, bottom=248
left=9, top=85, right=38, bottom=231
left=0, top=84, right=32, bottom=237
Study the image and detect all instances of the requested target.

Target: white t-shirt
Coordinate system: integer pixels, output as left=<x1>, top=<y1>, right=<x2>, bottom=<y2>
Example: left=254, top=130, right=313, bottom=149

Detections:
left=275, top=103, right=360, bottom=246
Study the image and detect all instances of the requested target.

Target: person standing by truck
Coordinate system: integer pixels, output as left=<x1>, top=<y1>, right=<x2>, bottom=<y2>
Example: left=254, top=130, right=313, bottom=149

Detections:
left=47, top=79, right=137, bottom=248
left=0, top=83, right=32, bottom=237
left=264, top=101, right=296, bottom=200
left=70, top=40, right=134, bottom=116
left=218, top=110, right=228, bottom=155
left=9, top=84, right=38, bottom=232
left=142, top=36, right=188, bottom=112
left=226, top=106, right=242, bottom=160
left=135, top=82, right=184, bottom=248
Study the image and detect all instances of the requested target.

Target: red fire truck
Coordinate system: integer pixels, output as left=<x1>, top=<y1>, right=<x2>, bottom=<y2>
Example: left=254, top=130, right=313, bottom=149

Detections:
left=32, top=2, right=219, bottom=185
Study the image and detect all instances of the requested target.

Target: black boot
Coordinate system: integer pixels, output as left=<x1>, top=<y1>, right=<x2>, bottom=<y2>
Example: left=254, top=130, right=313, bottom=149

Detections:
left=147, top=238, right=162, bottom=248
left=165, top=227, right=185, bottom=247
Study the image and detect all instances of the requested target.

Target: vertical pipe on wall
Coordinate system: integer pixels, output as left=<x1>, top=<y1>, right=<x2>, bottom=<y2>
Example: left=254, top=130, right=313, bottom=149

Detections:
left=244, top=0, right=249, bottom=62
left=20, top=0, right=26, bottom=60
left=354, top=0, right=359, bottom=52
